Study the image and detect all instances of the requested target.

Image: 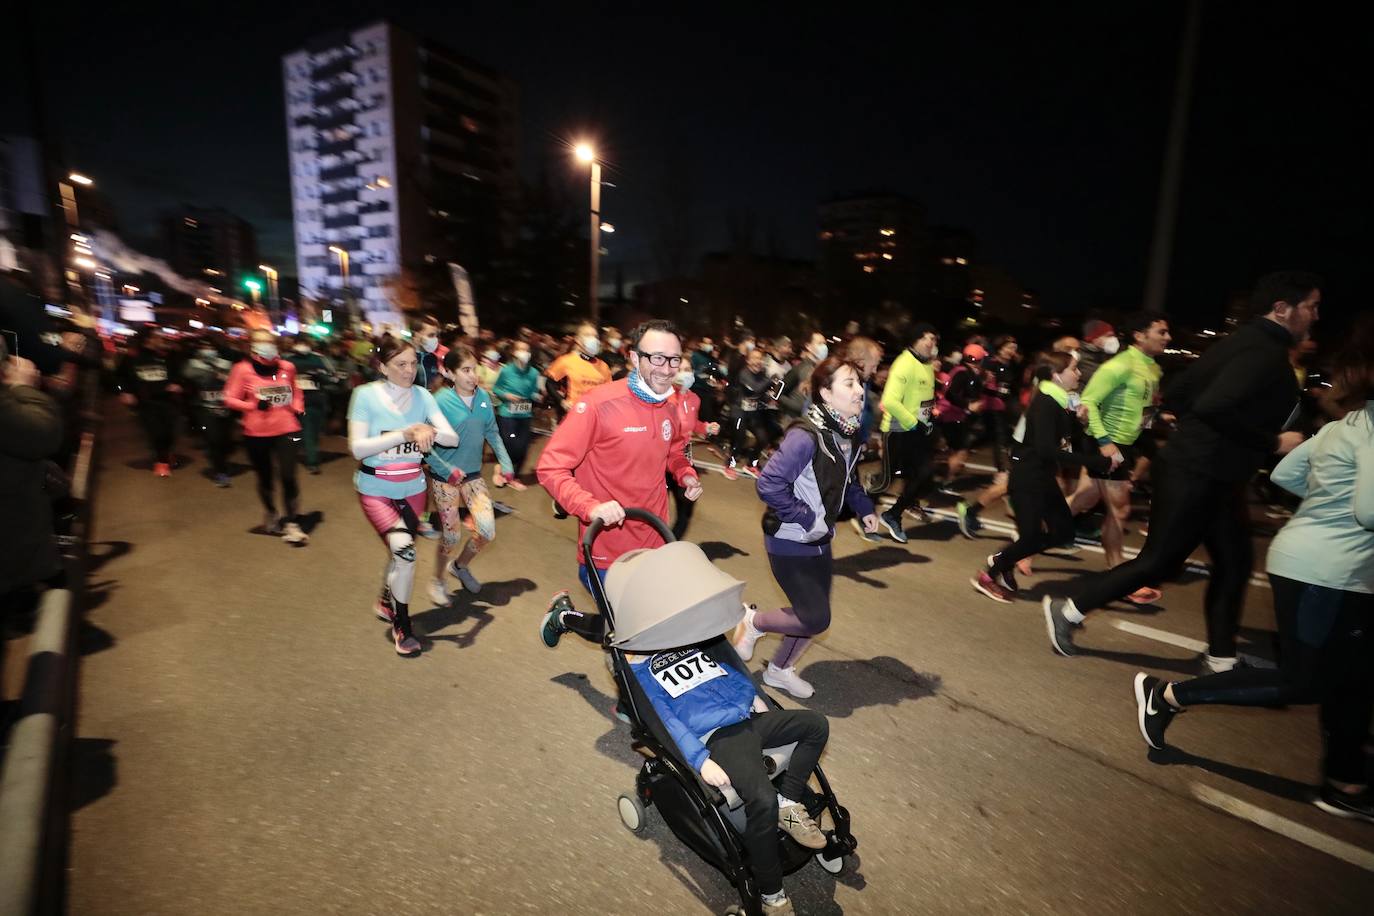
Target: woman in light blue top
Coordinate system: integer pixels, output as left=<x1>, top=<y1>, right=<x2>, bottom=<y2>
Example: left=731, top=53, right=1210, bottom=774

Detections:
left=491, top=338, right=543, bottom=487
left=1132, top=323, right=1374, bottom=823
left=348, top=338, right=457, bottom=657
left=424, top=346, right=513, bottom=605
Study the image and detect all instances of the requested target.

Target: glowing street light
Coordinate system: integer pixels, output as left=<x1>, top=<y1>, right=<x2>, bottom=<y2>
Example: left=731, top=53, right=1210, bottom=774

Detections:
left=573, top=141, right=603, bottom=324
left=258, top=264, right=280, bottom=320
left=599, top=222, right=615, bottom=233
left=574, top=143, right=595, bottom=164
left=68, top=172, right=94, bottom=187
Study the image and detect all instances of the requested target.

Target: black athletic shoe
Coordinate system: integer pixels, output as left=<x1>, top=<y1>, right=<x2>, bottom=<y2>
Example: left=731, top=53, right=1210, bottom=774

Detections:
left=987, top=554, right=1018, bottom=593
left=879, top=511, right=908, bottom=544
left=1133, top=672, right=1179, bottom=750
left=540, top=590, right=574, bottom=648
left=1313, top=785, right=1374, bottom=824
left=1042, top=596, right=1079, bottom=657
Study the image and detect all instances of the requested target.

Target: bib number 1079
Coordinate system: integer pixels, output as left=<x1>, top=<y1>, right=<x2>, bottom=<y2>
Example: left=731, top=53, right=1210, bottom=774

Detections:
left=651, top=649, right=725, bottom=698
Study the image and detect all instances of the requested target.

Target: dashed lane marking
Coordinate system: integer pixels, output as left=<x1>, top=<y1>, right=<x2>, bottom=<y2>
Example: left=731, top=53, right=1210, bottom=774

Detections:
left=1192, top=784, right=1374, bottom=873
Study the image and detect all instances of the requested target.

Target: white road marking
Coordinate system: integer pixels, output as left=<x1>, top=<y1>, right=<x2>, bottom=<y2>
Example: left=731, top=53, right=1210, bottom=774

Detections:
left=1191, top=784, right=1374, bottom=873
left=1108, top=620, right=1275, bottom=668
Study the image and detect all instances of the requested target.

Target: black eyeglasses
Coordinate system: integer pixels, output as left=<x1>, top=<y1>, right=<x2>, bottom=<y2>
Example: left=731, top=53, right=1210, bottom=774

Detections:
left=636, top=351, right=683, bottom=367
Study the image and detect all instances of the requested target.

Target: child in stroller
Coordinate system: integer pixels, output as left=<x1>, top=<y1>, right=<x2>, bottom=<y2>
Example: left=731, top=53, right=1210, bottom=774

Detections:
left=594, top=515, right=856, bottom=916
left=627, top=644, right=829, bottom=914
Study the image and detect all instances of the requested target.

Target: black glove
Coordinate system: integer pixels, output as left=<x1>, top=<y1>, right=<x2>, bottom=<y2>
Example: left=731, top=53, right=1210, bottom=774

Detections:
left=256, top=399, right=272, bottom=411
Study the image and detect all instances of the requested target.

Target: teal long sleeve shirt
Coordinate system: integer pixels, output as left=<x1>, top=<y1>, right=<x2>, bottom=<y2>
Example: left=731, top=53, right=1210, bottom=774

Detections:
left=425, top=386, right=514, bottom=481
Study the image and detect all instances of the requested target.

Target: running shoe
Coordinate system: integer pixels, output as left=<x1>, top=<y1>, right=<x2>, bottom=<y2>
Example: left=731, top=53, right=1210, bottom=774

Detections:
left=737, top=464, right=760, bottom=480
left=492, top=500, right=515, bottom=515
left=213, top=473, right=230, bottom=488
left=611, top=702, right=631, bottom=725
left=879, top=511, right=908, bottom=544
left=763, top=663, right=814, bottom=699
left=448, top=561, right=482, bottom=594
left=416, top=519, right=440, bottom=540
left=428, top=579, right=451, bottom=607
left=987, top=554, right=1019, bottom=593
left=732, top=604, right=764, bottom=661
left=540, top=590, right=574, bottom=649
left=374, top=595, right=396, bottom=624
left=762, top=896, right=795, bottom=916
left=1125, top=586, right=1163, bottom=606
left=1313, top=785, right=1374, bottom=824
left=778, top=801, right=828, bottom=849
left=904, top=505, right=933, bottom=524
left=956, top=501, right=982, bottom=539
left=848, top=516, right=882, bottom=542
left=505, top=478, right=528, bottom=492
left=281, top=522, right=309, bottom=546
left=1200, top=653, right=1240, bottom=674
left=721, top=465, right=740, bottom=481
left=971, top=571, right=1014, bottom=604
left=262, top=512, right=283, bottom=535
left=392, top=623, right=421, bottom=657
left=154, top=462, right=171, bottom=478
left=1133, top=672, right=1178, bottom=750
left=1042, top=596, right=1079, bottom=657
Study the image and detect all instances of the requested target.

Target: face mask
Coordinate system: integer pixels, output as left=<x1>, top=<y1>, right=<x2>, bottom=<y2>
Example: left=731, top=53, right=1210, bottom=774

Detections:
left=484, top=350, right=499, bottom=363
left=515, top=351, right=531, bottom=366
left=606, top=338, right=622, bottom=350
left=675, top=369, right=695, bottom=389
left=293, top=343, right=310, bottom=354
left=252, top=343, right=278, bottom=361
left=1100, top=336, right=1121, bottom=355
left=812, top=343, right=829, bottom=361
left=420, top=336, right=439, bottom=353
left=580, top=335, right=601, bottom=357
left=742, top=341, right=756, bottom=353
left=699, top=343, right=713, bottom=353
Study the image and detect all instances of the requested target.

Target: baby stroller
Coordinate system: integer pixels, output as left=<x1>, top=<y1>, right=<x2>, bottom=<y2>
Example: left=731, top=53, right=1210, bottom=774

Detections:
left=583, top=509, right=858, bottom=916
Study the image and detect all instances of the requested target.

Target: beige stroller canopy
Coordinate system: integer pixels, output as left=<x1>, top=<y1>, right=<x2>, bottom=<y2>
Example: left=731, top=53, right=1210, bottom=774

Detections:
left=605, top=541, right=747, bottom=650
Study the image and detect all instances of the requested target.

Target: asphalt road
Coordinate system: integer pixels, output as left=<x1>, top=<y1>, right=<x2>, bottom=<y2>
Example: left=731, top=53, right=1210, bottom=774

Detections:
left=67, top=406, right=1374, bottom=915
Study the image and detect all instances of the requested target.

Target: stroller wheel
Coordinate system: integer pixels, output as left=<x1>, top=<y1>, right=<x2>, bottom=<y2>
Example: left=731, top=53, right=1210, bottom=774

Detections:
left=617, top=793, right=646, bottom=833
left=816, top=851, right=845, bottom=875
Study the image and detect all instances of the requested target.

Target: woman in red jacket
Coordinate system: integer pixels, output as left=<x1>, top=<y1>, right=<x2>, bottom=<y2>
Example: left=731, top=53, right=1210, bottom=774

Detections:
left=223, top=330, right=308, bottom=545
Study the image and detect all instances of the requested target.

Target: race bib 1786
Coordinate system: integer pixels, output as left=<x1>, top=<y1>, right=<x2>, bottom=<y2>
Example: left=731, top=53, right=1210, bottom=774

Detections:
left=650, top=649, right=726, bottom=699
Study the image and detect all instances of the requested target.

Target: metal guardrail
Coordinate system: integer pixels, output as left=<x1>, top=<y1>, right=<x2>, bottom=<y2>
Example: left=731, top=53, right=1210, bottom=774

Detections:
left=0, top=369, right=101, bottom=916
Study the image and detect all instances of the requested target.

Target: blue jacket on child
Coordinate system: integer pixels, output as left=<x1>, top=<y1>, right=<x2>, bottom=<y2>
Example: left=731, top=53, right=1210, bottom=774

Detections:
left=630, top=647, right=757, bottom=771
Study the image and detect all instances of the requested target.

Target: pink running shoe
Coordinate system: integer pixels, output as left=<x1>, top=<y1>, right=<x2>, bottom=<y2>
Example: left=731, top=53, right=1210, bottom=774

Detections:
left=392, top=624, right=421, bottom=657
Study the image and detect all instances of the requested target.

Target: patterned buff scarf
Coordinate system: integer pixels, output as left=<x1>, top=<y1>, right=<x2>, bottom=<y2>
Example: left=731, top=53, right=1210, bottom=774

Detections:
left=808, top=401, right=860, bottom=439
left=627, top=369, right=671, bottom=404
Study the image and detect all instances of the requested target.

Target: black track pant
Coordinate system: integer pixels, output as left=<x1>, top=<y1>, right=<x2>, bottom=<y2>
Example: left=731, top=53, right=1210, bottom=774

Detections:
left=199, top=409, right=234, bottom=476
left=244, top=434, right=299, bottom=521
left=497, top=415, right=532, bottom=476
left=883, top=426, right=935, bottom=515
left=668, top=472, right=695, bottom=540
left=1172, top=575, right=1374, bottom=784
left=1072, top=455, right=1251, bottom=656
left=706, top=709, right=829, bottom=896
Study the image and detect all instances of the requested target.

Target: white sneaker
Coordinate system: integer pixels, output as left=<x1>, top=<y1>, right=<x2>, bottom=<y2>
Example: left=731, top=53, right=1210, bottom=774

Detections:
left=280, top=522, right=309, bottom=545
left=763, top=663, right=814, bottom=699
left=732, top=604, right=764, bottom=661
left=428, top=579, right=451, bottom=607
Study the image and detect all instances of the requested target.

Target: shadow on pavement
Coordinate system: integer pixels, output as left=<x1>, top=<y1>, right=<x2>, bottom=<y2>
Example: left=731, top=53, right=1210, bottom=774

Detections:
left=833, top=547, right=929, bottom=588
left=70, top=737, right=118, bottom=812
left=770, top=656, right=942, bottom=718
left=549, top=671, right=642, bottom=768
left=198, top=461, right=253, bottom=480
left=698, top=541, right=751, bottom=561
left=903, top=519, right=960, bottom=542
left=1073, top=646, right=1201, bottom=676
left=1147, top=745, right=1314, bottom=805
left=413, top=577, right=537, bottom=649
left=85, top=541, right=132, bottom=574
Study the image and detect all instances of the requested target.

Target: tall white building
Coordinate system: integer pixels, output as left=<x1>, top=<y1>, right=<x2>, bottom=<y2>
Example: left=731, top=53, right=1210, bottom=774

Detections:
left=283, top=21, right=518, bottom=332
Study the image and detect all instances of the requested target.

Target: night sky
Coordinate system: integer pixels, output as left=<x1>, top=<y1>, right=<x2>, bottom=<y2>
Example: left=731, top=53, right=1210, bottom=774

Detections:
left=3, top=1, right=1369, bottom=326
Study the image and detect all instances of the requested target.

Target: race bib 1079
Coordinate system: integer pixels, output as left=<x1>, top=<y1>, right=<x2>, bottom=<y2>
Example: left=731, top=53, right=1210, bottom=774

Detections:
left=650, top=649, right=726, bottom=699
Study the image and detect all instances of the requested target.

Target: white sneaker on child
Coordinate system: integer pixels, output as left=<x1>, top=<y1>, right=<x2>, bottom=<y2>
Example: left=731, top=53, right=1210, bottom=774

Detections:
left=763, top=663, right=814, bottom=699
left=732, top=604, right=764, bottom=661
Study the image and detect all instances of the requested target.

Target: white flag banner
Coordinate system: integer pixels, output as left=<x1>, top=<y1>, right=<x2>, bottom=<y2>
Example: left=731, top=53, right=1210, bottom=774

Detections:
left=449, top=262, right=479, bottom=337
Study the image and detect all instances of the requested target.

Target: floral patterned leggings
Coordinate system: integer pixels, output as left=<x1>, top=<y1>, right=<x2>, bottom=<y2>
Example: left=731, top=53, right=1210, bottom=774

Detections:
left=430, top=474, right=495, bottom=572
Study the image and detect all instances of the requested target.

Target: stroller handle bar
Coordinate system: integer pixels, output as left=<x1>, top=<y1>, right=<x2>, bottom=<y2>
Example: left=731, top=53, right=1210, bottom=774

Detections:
left=581, top=507, right=676, bottom=558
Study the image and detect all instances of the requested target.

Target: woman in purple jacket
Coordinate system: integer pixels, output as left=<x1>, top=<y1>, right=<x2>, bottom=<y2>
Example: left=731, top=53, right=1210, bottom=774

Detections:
left=733, top=358, right=880, bottom=698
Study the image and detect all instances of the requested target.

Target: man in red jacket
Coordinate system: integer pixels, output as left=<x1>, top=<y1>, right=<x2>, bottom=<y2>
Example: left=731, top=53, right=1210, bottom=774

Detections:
left=538, top=319, right=704, bottom=648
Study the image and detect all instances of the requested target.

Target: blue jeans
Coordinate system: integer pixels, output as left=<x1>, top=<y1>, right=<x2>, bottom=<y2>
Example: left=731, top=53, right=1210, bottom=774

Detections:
left=564, top=565, right=610, bottom=643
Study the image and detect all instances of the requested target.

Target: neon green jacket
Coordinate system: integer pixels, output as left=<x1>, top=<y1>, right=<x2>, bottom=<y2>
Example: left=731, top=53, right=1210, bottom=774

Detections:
left=1081, top=346, right=1160, bottom=445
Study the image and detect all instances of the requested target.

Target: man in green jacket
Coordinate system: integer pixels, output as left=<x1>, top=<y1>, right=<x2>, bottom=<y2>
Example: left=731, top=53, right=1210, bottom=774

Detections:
left=875, top=323, right=940, bottom=545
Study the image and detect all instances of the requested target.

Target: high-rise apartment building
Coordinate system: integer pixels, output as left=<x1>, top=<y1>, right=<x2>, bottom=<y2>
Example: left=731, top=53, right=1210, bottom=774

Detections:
left=283, top=20, right=518, bottom=330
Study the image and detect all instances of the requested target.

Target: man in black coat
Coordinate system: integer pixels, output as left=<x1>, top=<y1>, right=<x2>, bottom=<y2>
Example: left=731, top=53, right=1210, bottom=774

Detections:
left=1043, top=271, right=1320, bottom=671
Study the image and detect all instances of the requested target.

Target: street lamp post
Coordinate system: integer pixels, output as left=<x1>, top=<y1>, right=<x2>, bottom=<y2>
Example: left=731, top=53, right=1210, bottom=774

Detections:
left=574, top=143, right=601, bottom=326
left=328, top=246, right=351, bottom=327
left=258, top=264, right=280, bottom=322
left=58, top=172, right=93, bottom=309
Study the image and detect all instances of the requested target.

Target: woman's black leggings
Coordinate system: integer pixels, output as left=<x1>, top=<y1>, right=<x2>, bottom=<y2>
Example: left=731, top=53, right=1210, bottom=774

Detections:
left=139, top=403, right=176, bottom=464
left=497, top=415, right=532, bottom=476
left=1172, top=574, right=1374, bottom=784
left=753, top=549, right=834, bottom=669
left=244, top=434, right=299, bottom=522
left=731, top=411, right=775, bottom=464
left=989, top=465, right=1075, bottom=576
left=667, top=472, right=695, bottom=540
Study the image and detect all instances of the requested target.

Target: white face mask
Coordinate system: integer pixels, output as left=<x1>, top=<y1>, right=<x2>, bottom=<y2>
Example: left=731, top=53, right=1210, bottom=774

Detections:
left=252, top=343, right=278, bottom=361
left=580, top=335, right=601, bottom=357
left=514, top=351, right=531, bottom=365
left=484, top=350, right=500, bottom=363
left=812, top=342, right=829, bottom=361
left=420, top=336, right=439, bottom=353
left=1100, top=336, right=1121, bottom=355
left=742, top=341, right=756, bottom=353
left=699, top=343, right=713, bottom=353
left=675, top=369, right=695, bottom=389
left=606, top=338, right=622, bottom=350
